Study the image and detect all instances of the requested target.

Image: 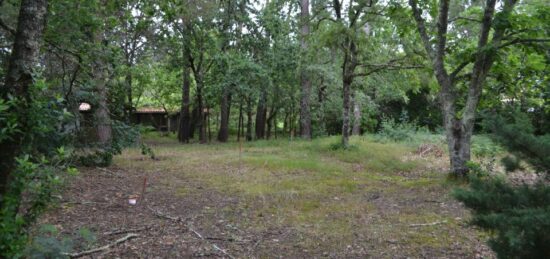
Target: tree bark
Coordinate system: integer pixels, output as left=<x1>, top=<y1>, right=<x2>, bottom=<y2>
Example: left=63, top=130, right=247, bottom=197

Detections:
left=299, top=0, right=312, bottom=139
left=255, top=91, right=267, bottom=139
left=196, top=81, right=207, bottom=144
left=341, top=40, right=358, bottom=148
left=217, top=87, right=231, bottom=142
left=124, top=69, right=133, bottom=123
left=93, top=27, right=112, bottom=146
left=352, top=93, right=361, bottom=135
left=266, top=108, right=277, bottom=139
left=178, top=65, right=191, bottom=143
left=246, top=99, right=253, bottom=141
left=189, top=105, right=198, bottom=139
left=237, top=100, right=243, bottom=141
left=0, top=0, right=48, bottom=203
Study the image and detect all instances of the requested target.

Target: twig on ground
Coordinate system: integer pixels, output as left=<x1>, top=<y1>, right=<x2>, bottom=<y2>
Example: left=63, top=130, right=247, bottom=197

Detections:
left=95, top=167, right=124, bottom=178
left=212, top=244, right=235, bottom=259
left=64, top=233, right=139, bottom=258
left=103, top=226, right=150, bottom=236
left=190, top=228, right=204, bottom=239
left=62, top=201, right=106, bottom=205
left=147, top=205, right=184, bottom=222
left=189, top=227, right=235, bottom=259
left=409, top=220, right=447, bottom=227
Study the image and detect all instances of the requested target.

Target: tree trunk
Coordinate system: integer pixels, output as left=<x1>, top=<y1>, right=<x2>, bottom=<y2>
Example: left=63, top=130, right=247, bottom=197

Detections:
left=341, top=40, right=358, bottom=148
left=0, top=0, right=48, bottom=203
left=94, top=73, right=112, bottom=146
left=299, top=0, right=312, bottom=139
left=93, top=22, right=111, bottom=147
left=195, top=76, right=207, bottom=144
left=342, top=78, right=351, bottom=147
left=352, top=93, right=361, bottom=135
left=246, top=99, right=253, bottom=141
left=207, top=107, right=212, bottom=142
left=274, top=115, right=278, bottom=139
left=255, top=91, right=267, bottom=139
left=189, top=105, right=198, bottom=139
left=124, top=70, right=133, bottom=123
left=237, top=101, right=243, bottom=141
left=178, top=66, right=191, bottom=143
left=217, top=88, right=231, bottom=142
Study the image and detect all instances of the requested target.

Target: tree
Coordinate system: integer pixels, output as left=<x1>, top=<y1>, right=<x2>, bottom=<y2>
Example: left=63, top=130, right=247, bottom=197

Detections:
left=407, top=0, right=548, bottom=176
left=0, top=0, right=48, bottom=204
left=299, top=0, right=312, bottom=139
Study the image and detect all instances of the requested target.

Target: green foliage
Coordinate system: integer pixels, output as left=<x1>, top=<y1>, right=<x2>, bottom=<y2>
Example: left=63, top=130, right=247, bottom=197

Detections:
left=0, top=151, right=76, bottom=257
left=483, top=111, right=550, bottom=173
left=471, top=135, right=503, bottom=173
left=328, top=141, right=358, bottom=151
left=25, top=225, right=98, bottom=259
left=25, top=225, right=73, bottom=259
left=376, top=112, right=422, bottom=142
left=77, top=120, right=140, bottom=167
left=140, top=143, right=156, bottom=160
left=454, top=175, right=550, bottom=259
left=501, top=155, right=522, bottom=172
left=0, top=79, right=79, bottom=257
left=456, top=111, right=550, bottom=258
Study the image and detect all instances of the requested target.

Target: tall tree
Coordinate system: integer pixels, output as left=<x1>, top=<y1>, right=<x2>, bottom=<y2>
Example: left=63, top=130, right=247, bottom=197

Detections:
left=407, top=0, right=545, bottom=176
left=0, top=0, right=48, bottom=206
left=299, top=0, right=312, bottom=139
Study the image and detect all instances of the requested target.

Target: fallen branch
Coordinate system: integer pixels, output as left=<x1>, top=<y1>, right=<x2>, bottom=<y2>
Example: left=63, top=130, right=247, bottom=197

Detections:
left=64, top=233, right=139, bottom=258
left=409, top=220, right=447, bottom=227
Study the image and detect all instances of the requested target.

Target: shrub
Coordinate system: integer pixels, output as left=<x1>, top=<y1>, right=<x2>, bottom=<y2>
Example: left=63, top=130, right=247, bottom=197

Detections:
left=0, top=86, right=77, bottom=257
left=454, top=175, right=550, bottom=258
left=376, top=117, right=418, bottom=142
left=455, top=111, right=550, bottom=258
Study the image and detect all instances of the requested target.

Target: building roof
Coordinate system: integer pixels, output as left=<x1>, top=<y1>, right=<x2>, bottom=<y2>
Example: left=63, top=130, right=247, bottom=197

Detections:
left=135, top=107, right=167, bottom=113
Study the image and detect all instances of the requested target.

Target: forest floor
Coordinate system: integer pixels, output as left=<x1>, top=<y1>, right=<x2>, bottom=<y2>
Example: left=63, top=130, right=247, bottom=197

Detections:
left=37, top=134, right=495, bottom=258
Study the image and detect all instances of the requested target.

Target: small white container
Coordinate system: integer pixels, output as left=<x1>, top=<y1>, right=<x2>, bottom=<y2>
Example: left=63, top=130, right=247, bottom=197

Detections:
left=128, top=195, right=138, bottom=205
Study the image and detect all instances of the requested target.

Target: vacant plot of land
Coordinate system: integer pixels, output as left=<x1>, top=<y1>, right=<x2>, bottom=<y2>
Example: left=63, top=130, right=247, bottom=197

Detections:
left=38, top=135, right=493, bottom=258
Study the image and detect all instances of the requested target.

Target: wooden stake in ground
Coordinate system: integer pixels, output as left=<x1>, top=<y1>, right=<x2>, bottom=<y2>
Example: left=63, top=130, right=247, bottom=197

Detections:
left=141, top=176, right=147, bottom=204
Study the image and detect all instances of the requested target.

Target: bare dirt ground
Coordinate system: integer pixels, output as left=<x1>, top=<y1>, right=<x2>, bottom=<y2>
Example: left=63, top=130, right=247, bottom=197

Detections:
left=37, top=136, right=494, bottom=258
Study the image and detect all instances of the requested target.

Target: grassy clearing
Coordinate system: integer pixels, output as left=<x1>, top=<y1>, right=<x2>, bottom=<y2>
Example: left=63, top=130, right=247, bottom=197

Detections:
left=113, top=133, right=490, bottom=256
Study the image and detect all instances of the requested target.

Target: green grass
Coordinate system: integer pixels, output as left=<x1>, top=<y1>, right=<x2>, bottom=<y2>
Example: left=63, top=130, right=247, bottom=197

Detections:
left=112, top=133, right=490, bottom=255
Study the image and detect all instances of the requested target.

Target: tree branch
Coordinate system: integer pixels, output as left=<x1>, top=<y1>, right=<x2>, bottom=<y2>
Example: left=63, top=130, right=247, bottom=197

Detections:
left=497, top=38, right=550, bottom=50
left=409, top=0, right=434, bottom=61
left=0, top=16, right=16, bottom=35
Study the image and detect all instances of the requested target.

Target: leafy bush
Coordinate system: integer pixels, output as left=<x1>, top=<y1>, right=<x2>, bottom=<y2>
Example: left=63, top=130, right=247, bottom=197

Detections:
left=376, top=116, right=418, bottom=142
left=328, top=141, right=358, bottom=151
left=25, top=225, right=97, bottom=258
left=471, top=136, right=503, bottom=173
left=140, top=143, right=156, bottom=160
left=0, top=84, right=77, bottom=257
left=0, top=149, right=77, bottom=257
